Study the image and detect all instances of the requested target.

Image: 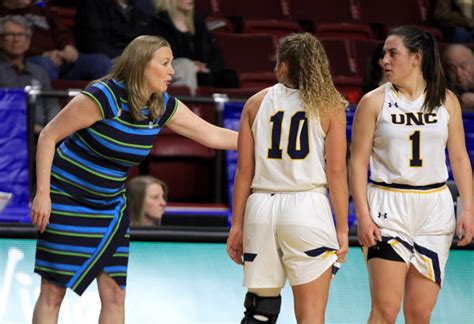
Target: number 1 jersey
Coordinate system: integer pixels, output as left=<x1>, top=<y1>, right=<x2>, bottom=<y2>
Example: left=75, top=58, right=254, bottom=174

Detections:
left=251, top=83, right=327, bottom=192
left=370, top=83, right=449, bottom=186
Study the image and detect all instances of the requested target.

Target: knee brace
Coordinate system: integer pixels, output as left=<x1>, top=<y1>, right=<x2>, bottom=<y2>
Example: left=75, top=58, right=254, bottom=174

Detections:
left=241, top=292, right=281, bottom=323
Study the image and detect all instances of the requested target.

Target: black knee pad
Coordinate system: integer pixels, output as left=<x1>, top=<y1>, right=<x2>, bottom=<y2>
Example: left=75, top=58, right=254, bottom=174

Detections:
left=241, top=292, right=281, bottom=323
left=367, top=240, right=404, bottom=262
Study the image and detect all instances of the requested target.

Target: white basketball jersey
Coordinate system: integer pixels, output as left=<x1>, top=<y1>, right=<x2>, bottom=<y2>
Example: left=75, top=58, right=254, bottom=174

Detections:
left=370, top=83, right=449, bottom=186
left=251, top=83, right=327, bottom=192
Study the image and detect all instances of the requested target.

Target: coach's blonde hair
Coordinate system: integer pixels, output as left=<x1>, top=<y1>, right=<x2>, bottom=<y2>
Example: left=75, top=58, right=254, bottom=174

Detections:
left=108, top=35, right=170, bottom=121
left=277, top=33, right=347, bottom=118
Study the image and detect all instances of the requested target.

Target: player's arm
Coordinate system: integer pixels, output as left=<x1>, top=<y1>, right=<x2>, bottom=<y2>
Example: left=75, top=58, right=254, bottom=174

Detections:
left=350, top=89, right=383, bottom=246
left=227, top=89, right=267, bottom=265
left=445, top=90, right=473, bottom=246
left=324, top=103, right=349, bottom=261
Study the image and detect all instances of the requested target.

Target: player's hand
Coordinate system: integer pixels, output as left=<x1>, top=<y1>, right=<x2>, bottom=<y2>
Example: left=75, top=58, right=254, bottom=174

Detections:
left=456, top=210, right=473, bottom=246
left=336, top=231, right=349, bottom=263
left=357, top=215, right=381, bottom=247
left=30, top=192, right=51, bottom=233
left=226, top=225, right=243, bottom=265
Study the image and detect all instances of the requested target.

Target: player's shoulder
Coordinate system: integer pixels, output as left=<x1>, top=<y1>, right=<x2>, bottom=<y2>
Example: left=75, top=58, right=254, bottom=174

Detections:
left=356, top=84, right=385, bottom=115
left=244, top=86, right=272, bottom=118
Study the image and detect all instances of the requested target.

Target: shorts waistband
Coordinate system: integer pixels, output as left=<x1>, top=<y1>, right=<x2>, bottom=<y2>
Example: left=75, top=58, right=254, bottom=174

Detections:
left=371, top=181, right=447, bottom=191
left=252, top=187, right=327, bottom=194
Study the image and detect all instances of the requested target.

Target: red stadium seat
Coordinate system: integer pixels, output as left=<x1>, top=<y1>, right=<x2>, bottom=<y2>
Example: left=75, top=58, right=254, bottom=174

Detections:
left=352, top=39, right=383, bottom=76
left=359, top=0, right=426, bottom=26
left=194, top=0, right=221, bottom=16
left=196, top=86, right=264, bottom=100
left=214, top=33, right=277, bottom=73
left=50, top=6, right=77, bottom=28
left=167, top=85, right=193, bottom=97
left=320, top=39, right=357, bottom=77
left=333, top=76, right=363, bottom=104
left=289, top=0, right=360, bottom=23
left=242, top=19, right=302, bottom=40
left=315, top=23, right=373, bottom=40
left=219, top=0, right=288, bottom=19
left=147, top=129, right=216, bottom=202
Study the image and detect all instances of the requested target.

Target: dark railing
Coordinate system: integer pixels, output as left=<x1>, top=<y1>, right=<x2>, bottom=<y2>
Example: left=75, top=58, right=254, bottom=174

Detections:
left=25, top=87, right=246, bottom=203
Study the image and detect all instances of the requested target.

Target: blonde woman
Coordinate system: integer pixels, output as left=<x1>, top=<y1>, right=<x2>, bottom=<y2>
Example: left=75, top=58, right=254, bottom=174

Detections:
left=227, top=33, right=349, bottom=323
left=127, top=176, right=168, bottom=226
left=149, top=0, right=238, bottom=94
left=30, top=35, right=237, bottom=324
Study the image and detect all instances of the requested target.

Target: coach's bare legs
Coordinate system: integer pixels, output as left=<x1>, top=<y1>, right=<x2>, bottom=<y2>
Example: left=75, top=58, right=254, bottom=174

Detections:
left=33, top=277, right=67, bottom=324
left=367, top=258, right=408, bottom=324
left=403, top=266, right=440, bottom=324
left=291, top=266, right=332, bottom=324
left=97, top=271, right=126, bottom=324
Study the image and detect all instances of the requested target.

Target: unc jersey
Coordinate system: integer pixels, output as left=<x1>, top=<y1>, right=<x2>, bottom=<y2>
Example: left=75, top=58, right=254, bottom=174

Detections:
left=251, top=83, right=327, bottom=192
left=370, top=83, right=450, bottom=186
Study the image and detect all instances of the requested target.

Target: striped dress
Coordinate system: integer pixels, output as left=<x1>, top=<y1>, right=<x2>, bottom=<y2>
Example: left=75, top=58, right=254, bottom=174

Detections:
left=34, top=79, right=177, bottom=295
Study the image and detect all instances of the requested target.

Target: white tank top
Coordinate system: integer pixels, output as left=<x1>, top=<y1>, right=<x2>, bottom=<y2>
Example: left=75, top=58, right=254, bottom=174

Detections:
left=370, top=83, right=450, bottom=186
left=251, top=83, right=327, bottom=192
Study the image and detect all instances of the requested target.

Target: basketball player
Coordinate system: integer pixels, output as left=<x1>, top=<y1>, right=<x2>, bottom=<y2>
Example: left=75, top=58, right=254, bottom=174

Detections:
left=350, top=25, right=473, bottom=324
left=227, top=33, right=349, bottom=323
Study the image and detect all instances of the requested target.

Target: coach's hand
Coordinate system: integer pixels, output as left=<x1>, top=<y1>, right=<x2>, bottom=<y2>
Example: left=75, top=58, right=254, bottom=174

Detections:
left=227, top=225, right=243, bottom=265
left=30, top=192, right=51, bottom=234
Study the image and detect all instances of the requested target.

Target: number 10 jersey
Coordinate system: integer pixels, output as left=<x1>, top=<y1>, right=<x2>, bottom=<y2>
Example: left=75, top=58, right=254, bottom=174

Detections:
left=370, top=83, right=449, bottom=186
left=251, top=83, right=327, bottom=192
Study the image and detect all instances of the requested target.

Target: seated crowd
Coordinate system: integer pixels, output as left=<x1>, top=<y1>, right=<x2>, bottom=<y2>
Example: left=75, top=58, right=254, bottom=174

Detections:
left=0, top=0, right=472, bottom=109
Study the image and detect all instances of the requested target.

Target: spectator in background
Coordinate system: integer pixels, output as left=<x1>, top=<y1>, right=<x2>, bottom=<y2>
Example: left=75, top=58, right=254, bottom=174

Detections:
left=0, top=0, right=112, bottom=80
left=0, top=15, right=59, bottom=134
left=127, top=176, right=168, bottom=226
left=432, top=0, right=473, bottom=43
left=75, top=0, right=152, bottom=61
left=149, top=0, right=238, bottom=95
left=362, top=43, right=387, bottom=94
left=443, top=44, right=474, bottom=110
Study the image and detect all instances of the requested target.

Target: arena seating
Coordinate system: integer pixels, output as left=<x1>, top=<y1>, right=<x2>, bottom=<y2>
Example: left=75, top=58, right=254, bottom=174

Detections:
left=34, top=0, right=468, bottom=207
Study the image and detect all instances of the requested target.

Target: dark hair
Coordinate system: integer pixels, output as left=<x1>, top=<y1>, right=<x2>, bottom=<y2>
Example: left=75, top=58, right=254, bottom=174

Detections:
left=388, top=26, right=446, bottom=113
left=363, top=43, right=384, bottom=93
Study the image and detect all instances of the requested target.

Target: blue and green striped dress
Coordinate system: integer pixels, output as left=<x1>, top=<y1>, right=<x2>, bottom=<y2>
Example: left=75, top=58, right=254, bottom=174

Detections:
left=34, top=79, right=178, bottom=295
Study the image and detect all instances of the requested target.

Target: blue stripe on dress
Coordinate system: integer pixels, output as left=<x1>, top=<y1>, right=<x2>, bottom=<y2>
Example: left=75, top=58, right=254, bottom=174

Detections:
left=52, top=166, right=123, bottom=194
left=59, top=145, right=127, bottom=178
left=37, top=240, right=96, bottom=254
left=67, top=196, right=125, bottom=288
left=104, top=266, right=127, bottom=272
left=102, top=119, right=161, bottom=135
left=116, top=247, right=129, bottom=253
left=70, top=135, right=133, bottom=166
left=52, top=203, right=117, bottom=214
left=85, top=130, right=150, bottom=155
left=36, top=259, right=81, bottom=272
left=93, top=82, right=120, bottom=116
left=47, top=223, right=108, bottom=234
